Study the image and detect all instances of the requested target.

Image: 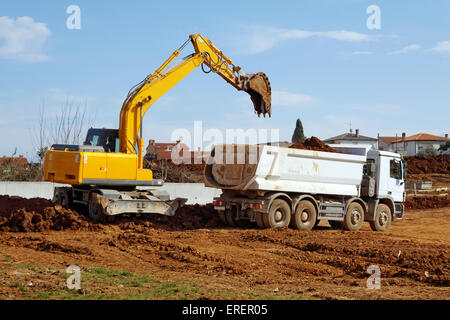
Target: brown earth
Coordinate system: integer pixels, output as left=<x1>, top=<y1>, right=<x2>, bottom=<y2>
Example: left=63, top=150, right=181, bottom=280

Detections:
left=0, top=196, right=99, bottom=233
left=405, top=155, right=450, bottom=175
left=290, top=137, right=337, bottom=153
left=0, top=196, right=448, bottom=300
left=405, top=195, right=449, bottom=210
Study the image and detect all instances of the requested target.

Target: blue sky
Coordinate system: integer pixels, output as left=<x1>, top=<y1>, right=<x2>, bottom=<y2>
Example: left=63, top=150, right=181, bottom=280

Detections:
left=0, top=0, right=449, bottom=160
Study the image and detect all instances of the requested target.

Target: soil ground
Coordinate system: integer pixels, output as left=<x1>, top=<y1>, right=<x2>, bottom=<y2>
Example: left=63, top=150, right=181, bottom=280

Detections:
left=0, top=205, right=448, bottom=300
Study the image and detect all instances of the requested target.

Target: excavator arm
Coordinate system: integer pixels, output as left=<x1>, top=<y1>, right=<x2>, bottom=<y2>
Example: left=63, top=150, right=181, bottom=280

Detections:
left=118, top=34, right=272, bottom=164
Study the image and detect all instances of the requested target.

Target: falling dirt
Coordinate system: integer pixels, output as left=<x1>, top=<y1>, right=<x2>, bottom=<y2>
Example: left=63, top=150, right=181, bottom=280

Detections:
left=405, top=155, right=450, bottom=175
left=290, top=136, right=337, bottom=153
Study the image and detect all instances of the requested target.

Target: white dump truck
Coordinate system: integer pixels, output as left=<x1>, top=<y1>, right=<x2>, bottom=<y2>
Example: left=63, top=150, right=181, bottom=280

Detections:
left=204, top=144, right=406, bottom=232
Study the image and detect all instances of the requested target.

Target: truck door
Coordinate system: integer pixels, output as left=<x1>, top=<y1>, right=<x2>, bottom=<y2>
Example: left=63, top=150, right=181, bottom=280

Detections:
left=387, top=158, right=405, bottom=202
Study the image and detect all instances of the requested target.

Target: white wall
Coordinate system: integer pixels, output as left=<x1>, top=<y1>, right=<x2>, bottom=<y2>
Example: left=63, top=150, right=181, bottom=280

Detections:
left=0, top=182, right=222, bottom=205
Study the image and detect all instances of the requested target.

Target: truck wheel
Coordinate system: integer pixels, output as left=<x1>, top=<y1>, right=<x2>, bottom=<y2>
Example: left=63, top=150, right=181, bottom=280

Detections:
left=218, top=211, right=227, bottom=226
left=328, top=220, right=343, bottom=229
left=224, top=208, right=237, bottom=227
left=255, top=212, right=265, bottom=228
left=264, top=199, right=291, bottom=228
left=370, top=204, right=392, bottom=232
left=291, top=200, right=317, bottom=230
left=88, top=193, right=109, bottom=222
left=57, top=189, right=71, bottom=209
left=343, top=202, right=364, bottom=231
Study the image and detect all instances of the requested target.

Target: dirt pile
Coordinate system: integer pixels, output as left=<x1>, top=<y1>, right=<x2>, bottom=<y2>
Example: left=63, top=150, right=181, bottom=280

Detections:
left=405, top=155, right=450, bottom=175
left=0, top=196, right=99, bottom=232
left=115, top=204, right=221, bottom=232
left=405, top=195, right=449, bottom=210
left=290, top=136, right=337, bottom=153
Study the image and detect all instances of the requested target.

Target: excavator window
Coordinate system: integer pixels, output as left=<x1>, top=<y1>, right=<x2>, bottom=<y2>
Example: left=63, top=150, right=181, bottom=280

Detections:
left=84, top=128, right=119, bottom=153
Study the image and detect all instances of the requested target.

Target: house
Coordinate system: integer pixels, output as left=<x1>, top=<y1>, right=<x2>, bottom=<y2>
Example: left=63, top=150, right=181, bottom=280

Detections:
left=145, top=140, right=190, bottom=161
left=389, top=133, right=449, bottom=156
left=0, top=155, right=28, bottom=167
left=145, top=140, right=209, bottom=164
left=378, top=136, right=398, bottom=151
left=323, top=129, right=378, bottom=149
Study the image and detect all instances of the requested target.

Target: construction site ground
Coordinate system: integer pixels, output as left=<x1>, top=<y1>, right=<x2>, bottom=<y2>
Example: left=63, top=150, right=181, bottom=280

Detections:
left=0, top=202, right=448, bottom=300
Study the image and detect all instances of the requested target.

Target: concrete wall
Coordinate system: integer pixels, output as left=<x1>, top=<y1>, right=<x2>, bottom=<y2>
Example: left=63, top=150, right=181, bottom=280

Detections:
left=0, top=182, right=222, bottom=205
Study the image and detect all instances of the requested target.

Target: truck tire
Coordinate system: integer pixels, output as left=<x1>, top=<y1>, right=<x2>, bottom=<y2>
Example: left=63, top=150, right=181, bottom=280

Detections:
left=328, top=220, right=343, bottom=229
left=370, top=204, right=392, bottom=232
left=218, top=211, right=227, bottom=226
left=255, top=212, right=266, bottom=228
left=343, top=202, right=364, bottom=231
left=291, top=200, right=317, bottom=230
left=263, top=199, right=291, bottom=228
left=57, top=188, right=72, bottom=209
left=88, top=193, right=111, bottom=222
left=224, top=208, right=237, bottom=227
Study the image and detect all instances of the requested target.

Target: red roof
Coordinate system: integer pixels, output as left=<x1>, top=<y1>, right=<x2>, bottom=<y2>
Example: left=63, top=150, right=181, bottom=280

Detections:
left=379, top=136, right=398, bottom=144
left=392, top=133, right=449, bottom=143
left=0, top=155, right=28, bottom=166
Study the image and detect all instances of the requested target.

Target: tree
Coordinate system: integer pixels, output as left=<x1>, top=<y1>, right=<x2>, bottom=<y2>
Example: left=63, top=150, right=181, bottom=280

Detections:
left=417, top=145, right=438, bottom=156
left=439, top=141, right=450, bottom=152
left=291, top=118, right=306, bottom=143
left=31, top=99, right=96, bottom=164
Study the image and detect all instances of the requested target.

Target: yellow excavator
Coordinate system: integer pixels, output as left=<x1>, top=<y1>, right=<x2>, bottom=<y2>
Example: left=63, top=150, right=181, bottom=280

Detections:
left=43, top=34, right=271, bottom=221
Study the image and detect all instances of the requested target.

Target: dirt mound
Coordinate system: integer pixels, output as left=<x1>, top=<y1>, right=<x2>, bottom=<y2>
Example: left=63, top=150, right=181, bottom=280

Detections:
left=114, top=204, right=222, bottom=232
left=405, top=195, right=450, bottom=210
left=290, top=136, right=337, bottom=153
left=405, top=155, right=450, bottom=175
left=0, top=196, right=99, bottom=232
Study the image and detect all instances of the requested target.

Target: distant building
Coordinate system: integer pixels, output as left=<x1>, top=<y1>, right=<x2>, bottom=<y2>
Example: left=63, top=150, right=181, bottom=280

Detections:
left=323, top=129, right=378, bottom=149
left=389, top=133, right=449, bottom=156
left=145, top=140, right=209, bottom=164
left=0, top=155, right=28, bottom=166
left=378, top=136, right=398, bottom=151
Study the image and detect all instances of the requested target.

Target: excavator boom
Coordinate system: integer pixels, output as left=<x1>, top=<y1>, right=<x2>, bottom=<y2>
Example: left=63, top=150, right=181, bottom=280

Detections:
left=119, top=34, right=272, bottom=158
left=43, top=34, right=271, bottom=220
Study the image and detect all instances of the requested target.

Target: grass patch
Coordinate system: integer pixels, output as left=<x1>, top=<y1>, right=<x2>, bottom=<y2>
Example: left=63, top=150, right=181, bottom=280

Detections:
left=3, top=263, right=303, bottom=300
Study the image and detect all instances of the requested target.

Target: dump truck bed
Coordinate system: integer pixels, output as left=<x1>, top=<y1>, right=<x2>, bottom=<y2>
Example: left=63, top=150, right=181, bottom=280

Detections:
left=204, top=144, right=366, bottom=197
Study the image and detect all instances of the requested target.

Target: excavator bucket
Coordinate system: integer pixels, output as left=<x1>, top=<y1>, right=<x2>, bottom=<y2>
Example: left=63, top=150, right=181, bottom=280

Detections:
left=245, top=72, right=272, bottom=117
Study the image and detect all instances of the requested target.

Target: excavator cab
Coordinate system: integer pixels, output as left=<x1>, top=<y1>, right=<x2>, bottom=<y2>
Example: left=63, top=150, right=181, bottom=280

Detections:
left=84, top=128, right=119, bottom=153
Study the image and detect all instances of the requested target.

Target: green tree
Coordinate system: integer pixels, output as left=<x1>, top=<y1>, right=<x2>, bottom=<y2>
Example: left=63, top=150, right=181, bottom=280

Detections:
left=417, top=145, right=438, bottom=156
left=291, top=119, right=306, bottom=143
left=438, top=141, right=450, bottom=152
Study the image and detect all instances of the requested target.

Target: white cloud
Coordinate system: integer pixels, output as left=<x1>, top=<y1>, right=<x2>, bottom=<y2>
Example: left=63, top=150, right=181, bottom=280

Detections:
left=341, top=51, right=373, bottom=56
left=0, top=16, right=51, bottom=62
left=428, top=41, right=450, bottom=54
left=236, top=26, right=374, bottom=54
left=272, top=90, right=313, bottom=107
left=388, top=44, right=421, bottom=55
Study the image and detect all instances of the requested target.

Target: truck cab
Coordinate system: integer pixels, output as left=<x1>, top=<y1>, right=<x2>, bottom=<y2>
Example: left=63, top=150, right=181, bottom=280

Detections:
left=366, top=149, right=406, bottom=219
